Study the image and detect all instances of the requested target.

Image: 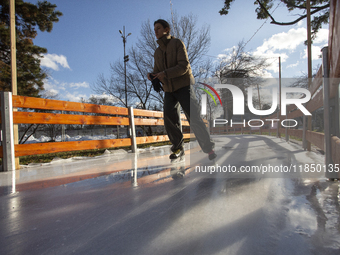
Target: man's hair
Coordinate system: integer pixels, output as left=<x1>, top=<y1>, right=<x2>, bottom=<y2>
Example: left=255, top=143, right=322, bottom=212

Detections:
left=154, top=19, right=170, bottom=34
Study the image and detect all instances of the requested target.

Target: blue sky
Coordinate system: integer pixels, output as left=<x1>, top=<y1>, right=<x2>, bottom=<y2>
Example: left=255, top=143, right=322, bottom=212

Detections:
left=30, top=0, right=329, bottom=102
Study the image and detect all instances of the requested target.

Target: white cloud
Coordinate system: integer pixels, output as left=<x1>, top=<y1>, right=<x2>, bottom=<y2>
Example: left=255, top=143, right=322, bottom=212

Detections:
left=90, top=93, right=115, bottom=101
left=297, top=20, right=304, bottom=27
left=41, top=77, right=90, bottom=102
left=43, top=80, right=55, bottom=91
left=253, top=51, right=289, bottom=73
left=88, top=93, right=118, bottom=105
left=251, top=28, right=307, bottom=74
left=255, top=27, right=306, bottom=55
left=69, top=82, right=90, bottom=89
left=40, top=89, right=59, bottom=99
left=303, top=45, right=323, bottom=60
left=40, top=54, right=71, bottom=71
left=287, top=61, right=299, bottom=68
left=64, top=93, right=87, bottom=102
left=304, top=28, right=328, bottom=60
left=47, top=89, right=59, bottom=96
left=216, top=26, right=328, bottom=76
left=43, top=78, right=65, bottom=91
left=314, top=28, right=328, bottom=44
left=252, top=27, right=321, bottom=73
left=217, top=46, right=238, bottom=62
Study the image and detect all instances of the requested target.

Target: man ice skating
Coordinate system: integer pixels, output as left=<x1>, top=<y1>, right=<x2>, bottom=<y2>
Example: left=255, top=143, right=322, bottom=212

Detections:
left=147, top=19, right=216, bottom=161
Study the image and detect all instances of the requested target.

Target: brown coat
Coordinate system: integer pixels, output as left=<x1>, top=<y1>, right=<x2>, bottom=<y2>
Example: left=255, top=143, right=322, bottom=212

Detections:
left=153, top=35, right=195, bottom=92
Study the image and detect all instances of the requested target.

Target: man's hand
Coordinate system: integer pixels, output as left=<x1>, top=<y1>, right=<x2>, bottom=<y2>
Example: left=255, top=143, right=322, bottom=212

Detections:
left=148, top=73, right=163, bottom=92
left=154, top=71, right=166, bottom=80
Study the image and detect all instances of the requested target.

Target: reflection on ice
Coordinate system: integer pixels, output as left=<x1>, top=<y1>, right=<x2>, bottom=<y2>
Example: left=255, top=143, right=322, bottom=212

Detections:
left=0, top=141, right=199, bottom=194
left=0, top=136, right=340, bottom=254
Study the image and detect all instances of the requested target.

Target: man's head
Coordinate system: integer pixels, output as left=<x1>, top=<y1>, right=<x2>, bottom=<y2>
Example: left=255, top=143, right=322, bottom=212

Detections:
left=154, top=19, right=170, bottom=39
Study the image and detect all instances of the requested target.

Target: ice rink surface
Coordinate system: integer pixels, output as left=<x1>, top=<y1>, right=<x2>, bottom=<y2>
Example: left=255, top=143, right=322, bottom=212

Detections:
left=0, top=135, right=339, bottom=255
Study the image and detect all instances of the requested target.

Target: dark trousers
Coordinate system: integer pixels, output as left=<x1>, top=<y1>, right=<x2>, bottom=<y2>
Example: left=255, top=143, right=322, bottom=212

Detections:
left=164, top=85, right=214, bottom=153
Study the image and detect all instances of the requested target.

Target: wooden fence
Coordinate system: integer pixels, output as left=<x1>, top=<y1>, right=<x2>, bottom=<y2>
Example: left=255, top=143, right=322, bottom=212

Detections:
left=0, top=94, right=195, bottom=170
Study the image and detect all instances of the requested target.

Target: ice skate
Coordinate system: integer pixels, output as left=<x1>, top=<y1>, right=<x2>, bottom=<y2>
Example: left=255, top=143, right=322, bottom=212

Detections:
left=208, top=150, right=217, bottom=161
left=170, top=148, right=185, bottom=163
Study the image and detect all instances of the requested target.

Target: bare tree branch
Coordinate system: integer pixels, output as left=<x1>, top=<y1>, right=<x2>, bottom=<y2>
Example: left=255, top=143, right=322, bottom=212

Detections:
left=255, top=0, right=329, bottom=26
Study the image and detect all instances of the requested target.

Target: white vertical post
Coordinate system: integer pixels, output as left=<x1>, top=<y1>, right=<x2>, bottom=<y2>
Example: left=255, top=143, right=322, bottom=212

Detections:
left=131, top=153, right=138, bottom=187
left=201, top=93, right=207, bottom=115
left=179, top=115, right=182, bottom=133
left=128, top=106, right=137, bottom=153
left=1, top=92, right=15, bottom=171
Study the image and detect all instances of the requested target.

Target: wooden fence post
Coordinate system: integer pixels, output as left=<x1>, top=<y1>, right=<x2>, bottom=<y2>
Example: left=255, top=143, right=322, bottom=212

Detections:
left=322, top=46, right=337, bottom=179
left=302, top=115, right=307, bottom=149
left=1, top=92, right=15, bottom=171
left=285, top=109, right=289, bottom=142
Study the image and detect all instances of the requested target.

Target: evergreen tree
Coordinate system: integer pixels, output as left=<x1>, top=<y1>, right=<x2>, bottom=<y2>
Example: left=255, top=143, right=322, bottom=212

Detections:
left=0, top=0, right=62, bottom=96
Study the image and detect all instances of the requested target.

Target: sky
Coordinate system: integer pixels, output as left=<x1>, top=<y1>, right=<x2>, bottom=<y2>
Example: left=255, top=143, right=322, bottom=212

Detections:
left=29, top=0, right=329, bottom=102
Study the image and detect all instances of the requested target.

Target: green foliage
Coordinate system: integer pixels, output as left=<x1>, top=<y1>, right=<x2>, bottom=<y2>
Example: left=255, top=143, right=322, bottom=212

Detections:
left=219, top=0, right=330, bottom=41
left=219, top=0, right=237, bottom=15
left=0, top=0, right=62, bottom=96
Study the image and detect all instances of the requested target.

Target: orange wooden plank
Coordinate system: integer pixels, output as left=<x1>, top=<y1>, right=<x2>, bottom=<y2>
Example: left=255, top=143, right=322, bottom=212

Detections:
left=135, top=133, right=194, bottom=145
left=286, top=103, right=299, bottom=114
left=12, top=95, right=129, bottom=115
left=12, top=95, right=191, bottom=120
left=182, top=120, right=189, bottom=126
left=287, top=89, right=323, bottom=119
left=287, top=109, right=304, bottom=119
left=133, top=109, right=163, bottom=118
left=14, top=133, right=194, bottom=157
left=134, top=118, right=164, bottom=126
left=133, top=118, right=189, bottom=126
left=14, top=112, right=130, bottom=125
left=15, top=138, right=132, bottom=157
left=262, top=112, right=279, bottom=120
left=287, top=129, right=303, bottom=138
left=183, top=133, right=195, bottom=139
left=331, top=136, right=340, bottom=165
left=136, top=135, right=169, bottom=144
left=306, top=131, right=324, bottom=151
left=309, top=69, right=323, bottom=96
left=306, top=89, right=323, bottom=113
